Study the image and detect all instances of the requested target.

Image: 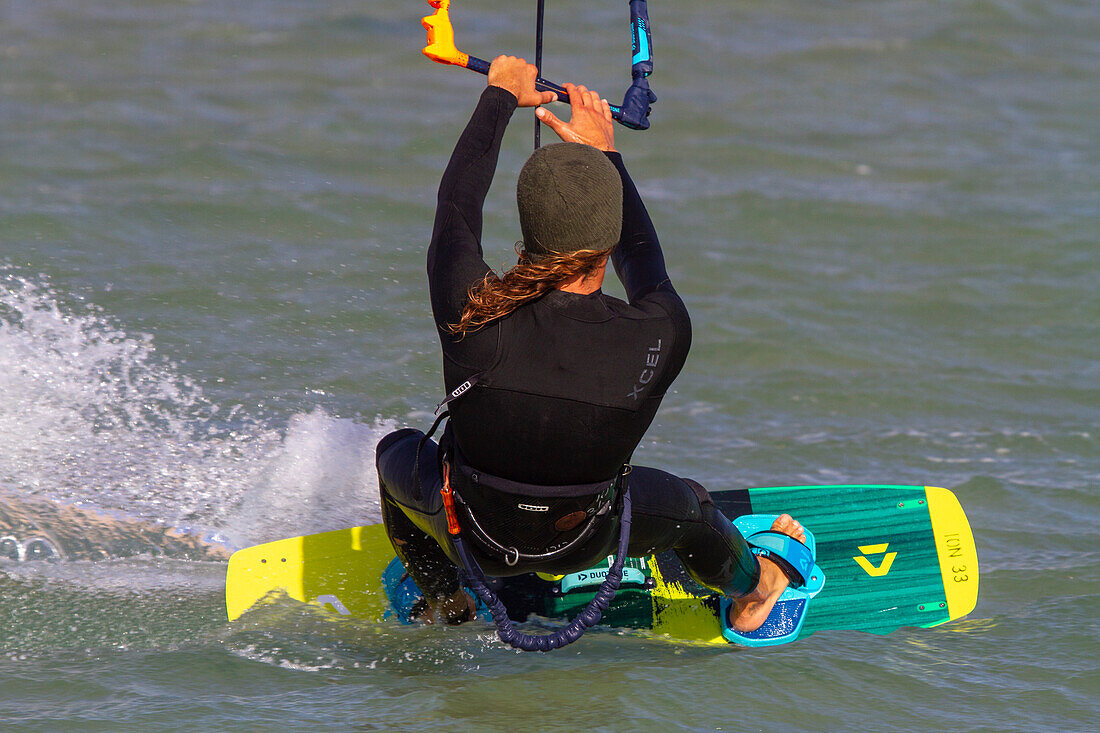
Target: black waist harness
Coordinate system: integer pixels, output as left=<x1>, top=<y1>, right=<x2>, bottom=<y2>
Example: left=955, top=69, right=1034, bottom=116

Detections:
left=448, top=443, right=628, bottom=565
left=418, top=412, right=635, bottom=652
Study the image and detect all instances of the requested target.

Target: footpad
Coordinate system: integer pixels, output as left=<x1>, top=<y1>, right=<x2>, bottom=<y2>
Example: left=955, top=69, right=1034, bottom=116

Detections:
left=719, top=515, right=826, bottom=647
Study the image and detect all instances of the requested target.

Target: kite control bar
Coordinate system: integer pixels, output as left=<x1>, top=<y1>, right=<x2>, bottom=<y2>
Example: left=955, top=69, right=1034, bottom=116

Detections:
left=421, top=0, right=656, bottom=130
left=616, top=0, right=657, bottom=130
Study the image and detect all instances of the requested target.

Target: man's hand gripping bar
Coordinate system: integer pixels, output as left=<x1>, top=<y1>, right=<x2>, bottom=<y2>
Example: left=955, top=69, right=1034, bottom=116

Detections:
left=422, top=0, right=655, bottom=130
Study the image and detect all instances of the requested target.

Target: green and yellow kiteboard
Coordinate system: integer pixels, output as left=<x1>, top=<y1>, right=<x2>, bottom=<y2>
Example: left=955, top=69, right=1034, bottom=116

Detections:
left=225, top=484, right=979, bottom=646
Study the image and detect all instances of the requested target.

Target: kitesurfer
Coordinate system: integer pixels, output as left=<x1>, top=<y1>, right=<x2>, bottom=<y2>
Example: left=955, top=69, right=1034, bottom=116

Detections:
left=376, top=55, right=806, bottom=632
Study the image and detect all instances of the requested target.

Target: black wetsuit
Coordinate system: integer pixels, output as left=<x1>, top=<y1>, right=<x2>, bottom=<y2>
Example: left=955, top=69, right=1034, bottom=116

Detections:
left=377, top=86, right=757, bottom=603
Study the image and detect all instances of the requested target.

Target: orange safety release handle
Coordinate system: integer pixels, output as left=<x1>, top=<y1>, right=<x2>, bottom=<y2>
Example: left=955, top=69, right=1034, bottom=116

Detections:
left=441, top=462, right=462, bottom=536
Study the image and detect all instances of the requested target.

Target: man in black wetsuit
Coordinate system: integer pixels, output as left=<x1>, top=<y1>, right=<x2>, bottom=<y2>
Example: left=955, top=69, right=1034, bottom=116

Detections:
left=376, top=56, right=804, bottom=631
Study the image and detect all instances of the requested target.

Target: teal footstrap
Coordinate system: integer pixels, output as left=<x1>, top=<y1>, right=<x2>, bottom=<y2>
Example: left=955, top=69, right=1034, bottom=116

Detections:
left=747, top=530, right=814, bottom=587
left=720, top=515, right=826, bottom=647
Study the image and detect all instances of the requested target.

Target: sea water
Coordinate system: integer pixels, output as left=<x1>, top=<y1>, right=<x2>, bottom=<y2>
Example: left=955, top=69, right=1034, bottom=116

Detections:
left=1, top=1, right=1097, bottom=730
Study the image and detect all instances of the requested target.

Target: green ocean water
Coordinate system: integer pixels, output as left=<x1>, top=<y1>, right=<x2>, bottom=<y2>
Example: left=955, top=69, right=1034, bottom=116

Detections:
left=1, top=0, right=1097, bottom=730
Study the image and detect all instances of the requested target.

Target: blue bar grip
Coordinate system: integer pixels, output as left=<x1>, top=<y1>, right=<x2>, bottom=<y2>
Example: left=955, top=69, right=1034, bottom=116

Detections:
left=616, top=0, right=656, bottom=129
left=469, top=54, right=652, bottom=129
left=467, top=55, right=566, bottom=98
left=629, top=0, right=653, bottom=77
left=466, top=56, right=490, bottom=75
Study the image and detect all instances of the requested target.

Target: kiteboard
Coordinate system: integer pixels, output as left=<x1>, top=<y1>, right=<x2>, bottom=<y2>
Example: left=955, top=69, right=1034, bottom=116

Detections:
left=225, top=484, right=978, bottom=646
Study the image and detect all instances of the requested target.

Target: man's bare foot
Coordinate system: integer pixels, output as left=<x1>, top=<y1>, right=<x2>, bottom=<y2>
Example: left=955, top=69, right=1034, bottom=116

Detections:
left=728, top=514, right=806, bottom=633
left=413, top=589, right=478, bottom=625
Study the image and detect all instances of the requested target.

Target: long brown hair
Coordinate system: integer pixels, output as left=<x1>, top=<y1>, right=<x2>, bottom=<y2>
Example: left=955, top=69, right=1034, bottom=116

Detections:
left=449, top=245, right=612, bottom=338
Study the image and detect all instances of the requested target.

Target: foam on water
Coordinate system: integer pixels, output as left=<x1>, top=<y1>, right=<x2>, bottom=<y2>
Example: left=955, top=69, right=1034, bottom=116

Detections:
left=0, top=267, right=390, bottom=554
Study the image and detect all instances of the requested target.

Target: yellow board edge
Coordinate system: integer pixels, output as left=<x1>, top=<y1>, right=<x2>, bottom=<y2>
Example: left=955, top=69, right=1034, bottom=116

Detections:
left=226, top=524, right=394, bottom=622
left=924, top=486, right=979, bottom=620
left=226, top=535, right=301, bottom=620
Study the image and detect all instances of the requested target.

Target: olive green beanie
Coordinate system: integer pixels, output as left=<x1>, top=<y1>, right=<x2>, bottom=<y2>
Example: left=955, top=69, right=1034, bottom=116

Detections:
left=516, top=142, right=623, bottom=261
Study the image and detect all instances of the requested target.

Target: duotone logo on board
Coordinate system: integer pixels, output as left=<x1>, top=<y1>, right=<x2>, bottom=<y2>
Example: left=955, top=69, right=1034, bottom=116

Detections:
left=853, top=543, right=898, bottom=577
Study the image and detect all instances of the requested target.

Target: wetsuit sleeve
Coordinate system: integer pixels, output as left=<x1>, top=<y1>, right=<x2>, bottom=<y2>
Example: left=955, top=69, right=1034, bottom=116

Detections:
left=427, top=86, right=519, bottom=331
left=605, top=152, right=692, bottom=390
left=604, top=152, right=676, bottom=303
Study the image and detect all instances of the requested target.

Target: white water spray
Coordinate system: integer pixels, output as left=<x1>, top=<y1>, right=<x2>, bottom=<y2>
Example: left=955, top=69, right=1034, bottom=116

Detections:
left=0, top=267, right=391, bottom=554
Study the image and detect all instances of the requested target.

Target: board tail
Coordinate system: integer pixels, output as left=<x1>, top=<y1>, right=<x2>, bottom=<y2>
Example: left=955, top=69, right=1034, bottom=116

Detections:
left=926, top=486, right=980, bottom=621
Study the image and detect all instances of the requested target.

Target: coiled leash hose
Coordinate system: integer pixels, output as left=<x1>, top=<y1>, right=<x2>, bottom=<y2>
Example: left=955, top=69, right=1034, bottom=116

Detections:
left=443, top=481, right=633, bottom=652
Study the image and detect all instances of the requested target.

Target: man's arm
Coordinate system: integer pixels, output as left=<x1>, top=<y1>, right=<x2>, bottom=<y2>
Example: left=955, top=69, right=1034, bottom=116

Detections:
left=426, top=86, right=513, bottom=330
left=606, top=152, right=676, bottom=303
left=427, top=57, right=557, bottom=331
